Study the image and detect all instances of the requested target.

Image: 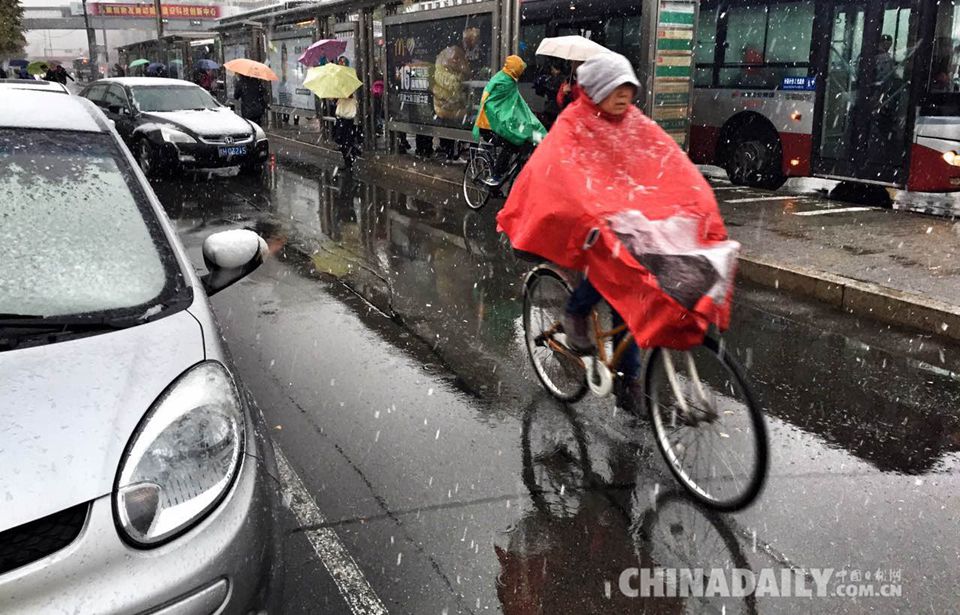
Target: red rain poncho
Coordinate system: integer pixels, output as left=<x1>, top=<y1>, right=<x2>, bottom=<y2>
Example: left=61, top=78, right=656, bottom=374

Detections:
left=497, top=97, right=739, bottom=350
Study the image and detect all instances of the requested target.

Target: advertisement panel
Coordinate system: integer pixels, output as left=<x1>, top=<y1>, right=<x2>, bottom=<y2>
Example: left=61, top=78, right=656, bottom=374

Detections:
left=386, top=12, right=493, bottom=131
left=268, top=35, right=315, bottom=111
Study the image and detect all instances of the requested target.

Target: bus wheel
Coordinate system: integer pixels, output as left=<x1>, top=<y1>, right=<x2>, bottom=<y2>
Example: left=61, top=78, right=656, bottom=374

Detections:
left=725, top=136, right=786, bottom=190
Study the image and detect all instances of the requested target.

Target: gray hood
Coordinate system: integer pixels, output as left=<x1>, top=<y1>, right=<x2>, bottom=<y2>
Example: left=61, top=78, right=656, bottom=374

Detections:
left=0, top=310, right=204, bottom=532
left=576, top=52, right=640, bottom=104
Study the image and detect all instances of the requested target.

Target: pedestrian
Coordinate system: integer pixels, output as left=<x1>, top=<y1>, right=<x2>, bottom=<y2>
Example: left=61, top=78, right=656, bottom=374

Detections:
left=113, top=63, right=125, bottom=77
left=556, top=61, right=584, bottom=111
left=371, top=74, right=385, bottom=135
left=533, top=60, right=564, bottom=128
left=234, top=74, right=270, bottom=126
left=333, top=94, right=362, bottom=170
left=43, top=66, right=57, bottom=82
left=0, top=67, right=6, bottom=79
left=55, top=65, right=74, bottom=85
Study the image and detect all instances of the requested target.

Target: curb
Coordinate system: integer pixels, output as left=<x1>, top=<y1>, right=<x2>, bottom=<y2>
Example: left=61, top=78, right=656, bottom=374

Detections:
left=737, top=256, right=960, bottom=341
left=267, top=130, right=960, bottom=342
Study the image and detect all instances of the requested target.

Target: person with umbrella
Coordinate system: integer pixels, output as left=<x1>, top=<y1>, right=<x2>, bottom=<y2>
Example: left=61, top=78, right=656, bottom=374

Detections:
left=471, top=55, right=545, bottom=187
left=234, top=75, right=271, bottom=125
left=224, top=59, right=278, bottom=127
left=496, top=52, right=737, bottom=412
left=302, top=63, right=363, bottom=170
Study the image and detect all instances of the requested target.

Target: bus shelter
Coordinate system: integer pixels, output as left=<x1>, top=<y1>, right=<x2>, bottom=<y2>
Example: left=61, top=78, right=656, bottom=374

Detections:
left=214, top=0, right=699, bottom=152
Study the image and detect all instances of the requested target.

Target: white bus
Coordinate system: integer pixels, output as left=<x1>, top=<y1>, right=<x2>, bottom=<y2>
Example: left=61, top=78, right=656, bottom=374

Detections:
left=690, top=0, right=960, bottom=192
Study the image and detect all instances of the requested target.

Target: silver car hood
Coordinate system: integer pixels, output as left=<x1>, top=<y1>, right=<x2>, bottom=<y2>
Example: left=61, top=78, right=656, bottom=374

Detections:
left=0, top=309, right=204, bottom=532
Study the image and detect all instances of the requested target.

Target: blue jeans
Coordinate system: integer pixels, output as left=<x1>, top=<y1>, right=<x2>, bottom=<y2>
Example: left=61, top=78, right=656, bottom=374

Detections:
left=566, top=279, right=640, bottom=380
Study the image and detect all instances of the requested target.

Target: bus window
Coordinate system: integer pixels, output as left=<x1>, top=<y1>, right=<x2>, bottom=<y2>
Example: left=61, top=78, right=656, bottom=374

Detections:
left=711, top=0, right=814, bottom=89
left=603, top=16, right=643, bottom=72
left=519, top=23, right=546, bottom=83
left=766, top=1, right=815, bottom=64
left=720, top=4, right=776, bottom=87
left=695, top=4, right=718, bottom=86
left=928, top=0, right=960, bottom=94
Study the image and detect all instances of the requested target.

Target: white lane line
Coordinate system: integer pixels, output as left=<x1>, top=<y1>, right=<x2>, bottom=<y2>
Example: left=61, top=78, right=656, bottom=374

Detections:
left=712, top=185, right=746, bottom=191
left=724, top=195, right=810, bottom=203
left=276, top=447, right=389, bottom=615
left=792, top=206, right=874, bottom=216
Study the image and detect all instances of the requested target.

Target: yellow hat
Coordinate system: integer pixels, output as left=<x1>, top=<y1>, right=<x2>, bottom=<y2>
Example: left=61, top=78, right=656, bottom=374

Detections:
left=503, top=55, right=526, bottom=80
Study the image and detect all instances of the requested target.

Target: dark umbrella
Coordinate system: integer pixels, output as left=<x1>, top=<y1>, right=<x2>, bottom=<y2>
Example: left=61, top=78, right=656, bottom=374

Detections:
left=196, top=59, right=219, bottom=70
left=146, top=62, right=165, bottom=76
left=9, top=59, right=28, bottom=69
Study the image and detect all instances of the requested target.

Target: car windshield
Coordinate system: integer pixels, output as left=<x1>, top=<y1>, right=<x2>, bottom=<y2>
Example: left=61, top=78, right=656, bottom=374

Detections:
left=131, top=85, right=220, bottom=112
left=0, top=129, right=182, bottom=318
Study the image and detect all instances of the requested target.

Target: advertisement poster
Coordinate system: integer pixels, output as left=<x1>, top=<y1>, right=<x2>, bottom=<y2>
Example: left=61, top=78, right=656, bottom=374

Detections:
left=268, top=35, right=315, bottom=111
left=386, top=13, right=493, bottom=130
left=335, top=30, right=356, bottom=67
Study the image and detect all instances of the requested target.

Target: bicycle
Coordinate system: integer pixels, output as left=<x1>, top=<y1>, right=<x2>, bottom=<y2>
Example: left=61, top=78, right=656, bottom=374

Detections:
left=462, top=139, right=529, bottom=210
left=521, top=264, right=768, bottom=511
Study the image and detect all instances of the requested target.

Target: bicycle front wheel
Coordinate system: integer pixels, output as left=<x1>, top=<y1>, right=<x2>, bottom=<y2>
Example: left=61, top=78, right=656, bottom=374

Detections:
left=643, top=337, right=768, bottom=511
left=523, top=267, right=587, bottom=402
left=463, top=152, right=492, bottom=210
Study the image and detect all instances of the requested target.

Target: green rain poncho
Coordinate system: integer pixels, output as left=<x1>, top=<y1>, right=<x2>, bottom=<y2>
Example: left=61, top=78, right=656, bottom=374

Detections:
left=472, top=56, right=546, bottom=146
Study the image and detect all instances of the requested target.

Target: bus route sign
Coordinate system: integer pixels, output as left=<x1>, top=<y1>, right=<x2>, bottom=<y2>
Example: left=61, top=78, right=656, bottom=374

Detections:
left=781, top=76, right=816, bottom=91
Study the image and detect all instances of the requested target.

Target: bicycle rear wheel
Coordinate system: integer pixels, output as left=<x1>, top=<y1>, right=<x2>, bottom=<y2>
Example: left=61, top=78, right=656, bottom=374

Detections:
left=643, top=337, right=768, bottom=511
left=523, top=267, right=587, bottom=402
left=463, top=152, right=493, bottom=210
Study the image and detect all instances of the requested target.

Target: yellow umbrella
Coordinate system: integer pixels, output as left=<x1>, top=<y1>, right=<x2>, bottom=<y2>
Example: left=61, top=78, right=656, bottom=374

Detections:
left=303, top=64, right=362, bottom=99
left=224, top=58, right=278, bottom=81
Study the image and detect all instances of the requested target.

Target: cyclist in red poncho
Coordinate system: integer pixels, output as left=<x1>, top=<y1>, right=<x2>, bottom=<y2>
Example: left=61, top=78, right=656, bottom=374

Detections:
left=497, top=52, right=739, bottom=411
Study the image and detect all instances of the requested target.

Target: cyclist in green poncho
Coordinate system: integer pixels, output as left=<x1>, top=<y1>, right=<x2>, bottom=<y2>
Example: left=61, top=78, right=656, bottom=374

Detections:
left=472, top=55, right=546, bottom=187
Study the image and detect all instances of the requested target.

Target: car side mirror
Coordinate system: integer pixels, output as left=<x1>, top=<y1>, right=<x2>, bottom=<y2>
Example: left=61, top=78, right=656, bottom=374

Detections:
left=108, top=104, right=122, bottom=114
left=200, top=229, right=267, bottom=296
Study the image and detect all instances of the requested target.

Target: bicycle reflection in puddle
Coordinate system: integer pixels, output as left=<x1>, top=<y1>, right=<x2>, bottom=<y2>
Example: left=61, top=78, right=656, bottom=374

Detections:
left=494, top=395, right=759, bottom=615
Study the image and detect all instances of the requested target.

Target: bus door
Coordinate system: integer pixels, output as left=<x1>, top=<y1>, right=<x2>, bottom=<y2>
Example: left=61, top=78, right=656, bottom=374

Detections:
left=812, top=0, right=920, bottom=185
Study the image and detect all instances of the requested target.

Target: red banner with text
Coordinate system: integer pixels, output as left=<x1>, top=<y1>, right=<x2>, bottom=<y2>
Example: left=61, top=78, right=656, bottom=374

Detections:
left=88, top=2, right=221, bottom=19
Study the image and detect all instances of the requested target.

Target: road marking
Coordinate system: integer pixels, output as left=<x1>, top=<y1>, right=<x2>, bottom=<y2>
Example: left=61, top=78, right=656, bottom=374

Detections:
left=792, top=206, right=874, bottom=216
left=712, top=186, right=746, bottom=191
left=724, top=195, right=810, bottom=203
left=276, top=447, right=389, bottom=615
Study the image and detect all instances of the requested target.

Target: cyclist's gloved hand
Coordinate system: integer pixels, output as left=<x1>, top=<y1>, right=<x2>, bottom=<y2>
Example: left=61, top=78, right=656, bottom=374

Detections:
left=532, top=130, right=545, bottom=145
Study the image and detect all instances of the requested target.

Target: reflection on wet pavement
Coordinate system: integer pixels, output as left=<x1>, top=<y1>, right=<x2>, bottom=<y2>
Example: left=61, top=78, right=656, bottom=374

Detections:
left=155, top=160, right=960, bottom=614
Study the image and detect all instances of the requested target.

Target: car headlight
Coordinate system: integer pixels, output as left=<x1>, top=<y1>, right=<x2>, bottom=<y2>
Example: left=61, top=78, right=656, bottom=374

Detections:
left=114, top=361, right=245, bottom=547
left=250, top=121, right=266, bottom=142
left=159, top=126, right=196, bottom=144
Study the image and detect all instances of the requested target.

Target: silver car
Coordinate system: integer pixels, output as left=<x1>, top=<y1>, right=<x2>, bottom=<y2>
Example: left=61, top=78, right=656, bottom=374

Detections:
left=0, top=90, right=282, bottom=612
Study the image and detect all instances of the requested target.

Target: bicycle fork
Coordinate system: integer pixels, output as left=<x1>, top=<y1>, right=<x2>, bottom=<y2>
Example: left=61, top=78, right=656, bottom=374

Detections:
left=661, top=350, right=715, bottom=426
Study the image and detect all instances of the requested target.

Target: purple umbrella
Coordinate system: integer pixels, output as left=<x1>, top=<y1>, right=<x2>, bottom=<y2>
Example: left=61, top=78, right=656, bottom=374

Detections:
left=297, top=39, right=348, bottom=67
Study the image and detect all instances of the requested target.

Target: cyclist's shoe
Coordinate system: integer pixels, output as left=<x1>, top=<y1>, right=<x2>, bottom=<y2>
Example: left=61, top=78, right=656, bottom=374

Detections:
left=614, top=377, right=643, bottom=416
left=481, top=175, right=503, bottom=188
left=561, top=312, right=595, bottom=353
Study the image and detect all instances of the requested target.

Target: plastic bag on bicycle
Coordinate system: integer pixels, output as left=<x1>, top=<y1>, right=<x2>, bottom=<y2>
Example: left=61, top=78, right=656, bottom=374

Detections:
left=496, top=95, right=739, bottom=350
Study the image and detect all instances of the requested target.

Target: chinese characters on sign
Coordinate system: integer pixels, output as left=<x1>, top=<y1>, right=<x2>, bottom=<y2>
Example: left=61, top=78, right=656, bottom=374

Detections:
left=88, top=3, right=221, bottom=19
left=781, top=76, right=817, bottom=91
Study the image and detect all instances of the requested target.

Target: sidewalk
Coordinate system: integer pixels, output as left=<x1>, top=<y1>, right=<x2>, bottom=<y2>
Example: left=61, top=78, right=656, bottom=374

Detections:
left=267, top=127, right=960, bottom=342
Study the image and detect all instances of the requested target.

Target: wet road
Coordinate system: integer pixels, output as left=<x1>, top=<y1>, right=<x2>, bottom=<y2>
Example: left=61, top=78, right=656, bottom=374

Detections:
left=158, top=155, right=960, bottom=614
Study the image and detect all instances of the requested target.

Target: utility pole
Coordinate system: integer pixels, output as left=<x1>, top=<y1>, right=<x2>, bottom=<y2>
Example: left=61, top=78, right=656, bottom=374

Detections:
left=153, top=0, right=165, bottom=62
left=80, top=0, right=99, bottom=78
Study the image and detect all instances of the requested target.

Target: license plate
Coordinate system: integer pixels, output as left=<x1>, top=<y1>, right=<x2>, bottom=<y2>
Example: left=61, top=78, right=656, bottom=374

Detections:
left=218, top=145, right=247, bottom=157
